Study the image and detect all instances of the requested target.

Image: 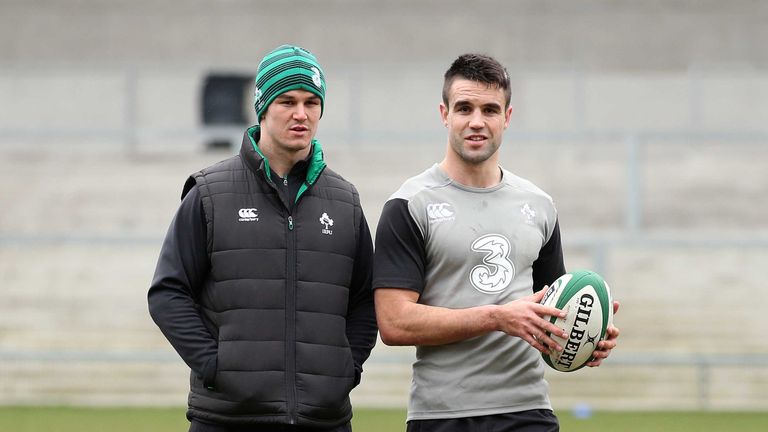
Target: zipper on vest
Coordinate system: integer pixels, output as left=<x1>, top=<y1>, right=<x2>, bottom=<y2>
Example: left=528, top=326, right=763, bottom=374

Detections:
left=285, top=211, right=298, bottom=424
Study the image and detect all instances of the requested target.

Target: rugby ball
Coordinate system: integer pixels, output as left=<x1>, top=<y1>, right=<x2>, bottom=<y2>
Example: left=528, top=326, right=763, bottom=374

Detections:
left=540, top=269, right=613, bottom=372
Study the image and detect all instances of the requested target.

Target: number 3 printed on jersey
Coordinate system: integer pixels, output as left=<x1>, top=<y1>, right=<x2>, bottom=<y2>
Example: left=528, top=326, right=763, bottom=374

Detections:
left=470, top=234, right=515, bottom=294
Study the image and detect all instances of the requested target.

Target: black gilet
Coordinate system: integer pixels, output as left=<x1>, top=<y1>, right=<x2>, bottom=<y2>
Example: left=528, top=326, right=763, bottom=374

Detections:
left=183, top=127, right=365, bottom=427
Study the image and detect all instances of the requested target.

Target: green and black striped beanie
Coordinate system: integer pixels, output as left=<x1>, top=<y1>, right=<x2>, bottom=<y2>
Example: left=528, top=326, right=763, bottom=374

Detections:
left=253, top=45, right=326, bottom=122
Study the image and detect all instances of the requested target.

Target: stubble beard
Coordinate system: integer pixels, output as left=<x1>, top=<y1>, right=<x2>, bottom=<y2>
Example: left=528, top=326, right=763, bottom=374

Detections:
left=450, top=137, right=499, bottom=165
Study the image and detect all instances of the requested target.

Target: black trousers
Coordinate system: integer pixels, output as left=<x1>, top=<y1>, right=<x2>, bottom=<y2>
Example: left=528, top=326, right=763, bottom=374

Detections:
left=405, top=409, right=559, bottom=432
left=189, top=419, right=352, bottom=432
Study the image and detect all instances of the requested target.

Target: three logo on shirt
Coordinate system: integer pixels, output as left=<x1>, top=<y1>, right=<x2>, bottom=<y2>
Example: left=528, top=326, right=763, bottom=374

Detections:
left=470, top=234, right=515, bottom=294
left=425, top=201, right=540, bottom=294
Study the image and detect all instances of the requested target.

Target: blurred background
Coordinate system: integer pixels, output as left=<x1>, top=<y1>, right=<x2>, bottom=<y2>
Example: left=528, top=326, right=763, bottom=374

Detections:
left=1, top=0, right=767, bottom=413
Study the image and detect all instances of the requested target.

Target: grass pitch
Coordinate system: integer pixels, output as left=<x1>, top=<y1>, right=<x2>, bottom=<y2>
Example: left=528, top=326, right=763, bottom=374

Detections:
left=1, top=407, right=767, bottom=431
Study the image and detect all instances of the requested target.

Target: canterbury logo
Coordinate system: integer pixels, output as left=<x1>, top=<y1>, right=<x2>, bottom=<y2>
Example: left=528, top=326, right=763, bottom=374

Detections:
left=238, top=208, right=259, bottom=222
left=427, top=202, right=455, bottom=223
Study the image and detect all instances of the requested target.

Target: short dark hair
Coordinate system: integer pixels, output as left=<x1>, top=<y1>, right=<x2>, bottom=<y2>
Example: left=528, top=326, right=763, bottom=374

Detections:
left=442, top=54, right=511, bottom=109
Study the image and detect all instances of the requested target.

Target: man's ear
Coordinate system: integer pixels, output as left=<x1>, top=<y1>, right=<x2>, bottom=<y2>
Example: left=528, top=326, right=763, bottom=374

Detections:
left=504, top=105, right=513, bottom=129
left=439, top=103, right=449, bottom=127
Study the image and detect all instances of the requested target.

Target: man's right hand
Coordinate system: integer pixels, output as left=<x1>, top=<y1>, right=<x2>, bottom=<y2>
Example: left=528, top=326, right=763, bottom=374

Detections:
left=493, top=287, right=568, bottom=354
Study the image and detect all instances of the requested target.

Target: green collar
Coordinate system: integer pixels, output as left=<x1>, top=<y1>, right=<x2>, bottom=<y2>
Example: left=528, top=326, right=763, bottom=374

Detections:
left=246, top=125, right=326, bottom=203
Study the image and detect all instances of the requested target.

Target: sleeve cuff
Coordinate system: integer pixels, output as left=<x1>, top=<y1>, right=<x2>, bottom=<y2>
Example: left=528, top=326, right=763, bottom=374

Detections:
left=353, top=364, right=362, bottom=388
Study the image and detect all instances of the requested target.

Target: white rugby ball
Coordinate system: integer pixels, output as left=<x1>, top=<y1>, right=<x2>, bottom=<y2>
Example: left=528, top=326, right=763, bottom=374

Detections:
left=540, top=269, right=613, bottom=372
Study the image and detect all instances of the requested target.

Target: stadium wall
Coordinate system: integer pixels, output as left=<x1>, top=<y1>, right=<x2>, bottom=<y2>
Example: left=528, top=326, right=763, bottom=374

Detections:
left=1, top=0, right=767, bottom=411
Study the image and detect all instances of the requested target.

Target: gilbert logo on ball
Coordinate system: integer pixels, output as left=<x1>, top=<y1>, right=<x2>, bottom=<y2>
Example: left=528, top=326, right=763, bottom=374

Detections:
left=540, top=269, right=613, bottom=372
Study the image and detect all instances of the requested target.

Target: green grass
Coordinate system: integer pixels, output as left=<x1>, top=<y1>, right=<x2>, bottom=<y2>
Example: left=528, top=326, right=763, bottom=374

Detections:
left=1, top=407, right=767, bottom=431
left=557, top=411, right=768, bottom=432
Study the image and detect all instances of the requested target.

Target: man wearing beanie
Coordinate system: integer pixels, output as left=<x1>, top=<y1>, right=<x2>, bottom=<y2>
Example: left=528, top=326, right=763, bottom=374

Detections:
left=149, top=45, right=377, bottom=432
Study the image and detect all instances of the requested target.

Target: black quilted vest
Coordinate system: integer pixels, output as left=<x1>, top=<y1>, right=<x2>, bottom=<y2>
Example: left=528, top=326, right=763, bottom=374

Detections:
left=185, top=127, right=364, bottom=427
